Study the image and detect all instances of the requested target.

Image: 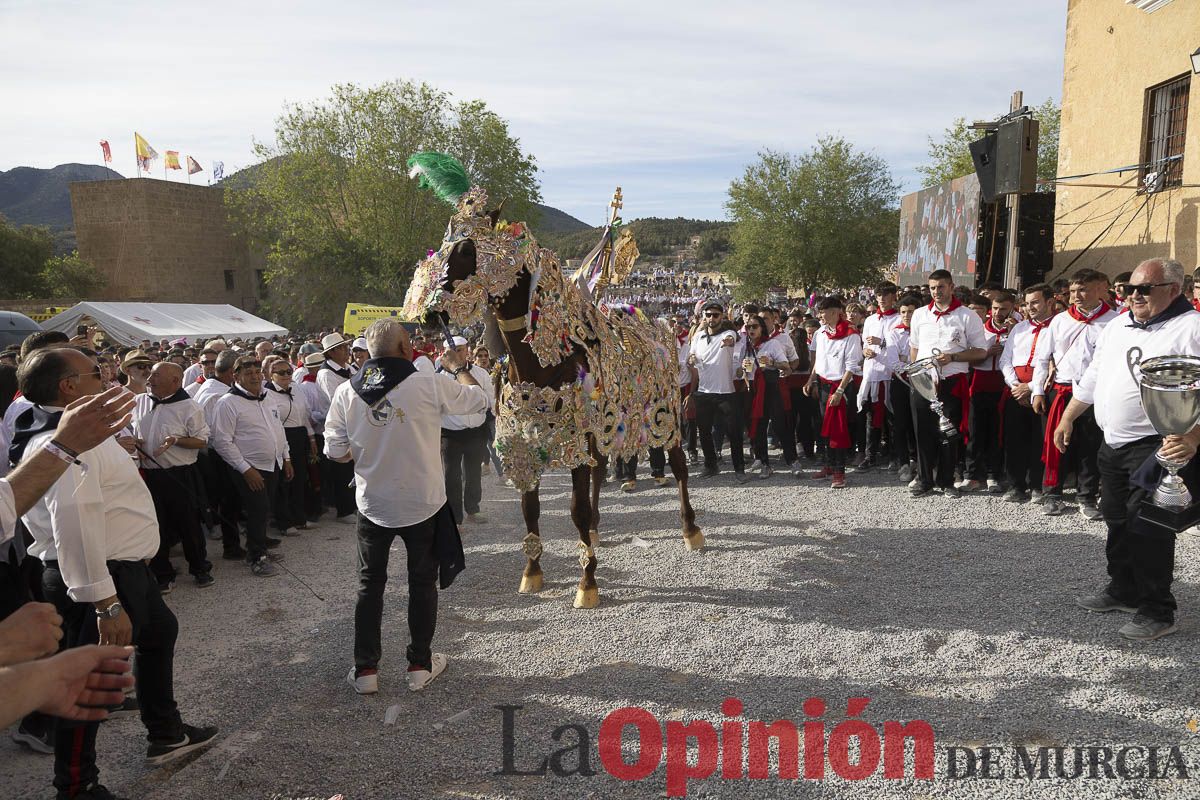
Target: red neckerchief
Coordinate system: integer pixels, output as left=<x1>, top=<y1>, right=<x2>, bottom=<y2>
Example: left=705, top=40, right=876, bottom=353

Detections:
left=824, top=319, right=854, bottom=340
left=1067, top=302, right=1110, bottom=324
left=930, top=298, right=963, bottom=318
left=1023, top=315, right=1054, bottom=368
left=983, top=315, right=1008, bottom=335
left=761, top=328, right=783, bottom=343
left=876, top=308, right=898, bottom=318
left=1193, top=298, right=1200, bottom=313
left=195, top=375, right=206, bottom=384
left=894, top=324, right=909, bottom=331
left=301, top=371, right=317, bottom=383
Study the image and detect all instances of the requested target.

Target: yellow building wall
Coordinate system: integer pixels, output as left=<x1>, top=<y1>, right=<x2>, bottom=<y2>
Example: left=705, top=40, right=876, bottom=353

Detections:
left=1056, top=0, right=1200, bottom=276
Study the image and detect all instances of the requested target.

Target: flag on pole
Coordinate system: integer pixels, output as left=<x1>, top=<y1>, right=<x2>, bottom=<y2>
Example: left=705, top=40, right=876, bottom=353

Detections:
left=99, top=140, right=112, bottom=163
left=134, top=132, right=158, bottom=172
left=164, top=151, right=182, bottom=170
left=212, top=160, right=224, bottom=181
left=186, top=156, right=203, bottom=175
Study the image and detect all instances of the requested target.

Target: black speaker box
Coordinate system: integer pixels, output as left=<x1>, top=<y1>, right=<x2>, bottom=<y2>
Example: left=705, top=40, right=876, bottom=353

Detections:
left=995, top=117, right=1039, bottom=196
left=969, top=133, right=998, bottom=203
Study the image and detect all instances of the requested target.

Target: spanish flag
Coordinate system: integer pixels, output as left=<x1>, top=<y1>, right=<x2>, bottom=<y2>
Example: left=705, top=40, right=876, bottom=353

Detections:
left=165, top=150, right=182, bottom=170
left=134, top=132, right=158, bottom=172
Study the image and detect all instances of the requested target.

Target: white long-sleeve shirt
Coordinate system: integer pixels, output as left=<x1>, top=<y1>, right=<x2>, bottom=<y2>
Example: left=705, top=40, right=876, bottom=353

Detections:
left=1076, top=307, right=1200, bottom=448
left=0, top=478, right=14, bottom=544
left=999, top=317, right=1054, bottom=388
left=193, top=377, right=234, bottom=427
left=21, top=418, right=159, bottom=602
left=861, top=310, right=902, bottom=383
left=883, top=325, right=911, bottom=375
left=132, top=392, right=210, bottom=468
left=324, top=372, right=488, bottom=527
left=440, top=365, right=494, bottom=430
left=1031, top=305, right=1119, bottom=397
left=812, top=328, right=864, bottom=382
left=182, top=363, right=203, bottom=386
left=317, top=361, right=353, bottom=405
left=210, top=387, right=290, bottom=474
left=689, top=328, right=746, bottom=394
left=908, top=302, right=987, bottom=378
left=265, top=383, right=314, bottom=433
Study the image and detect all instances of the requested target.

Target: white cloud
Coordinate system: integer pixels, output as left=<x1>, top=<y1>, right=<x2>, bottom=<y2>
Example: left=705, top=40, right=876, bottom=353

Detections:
left=0, top=0, right=1065, bottom=219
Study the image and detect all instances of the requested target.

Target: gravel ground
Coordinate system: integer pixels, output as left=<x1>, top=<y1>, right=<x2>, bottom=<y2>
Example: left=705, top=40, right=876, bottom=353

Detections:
left=2, top=456, right=1198, bottom=799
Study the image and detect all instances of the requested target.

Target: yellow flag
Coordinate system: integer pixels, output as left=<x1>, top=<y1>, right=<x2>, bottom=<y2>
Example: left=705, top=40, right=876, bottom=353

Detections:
left=134, top=132, right=158, bottom=172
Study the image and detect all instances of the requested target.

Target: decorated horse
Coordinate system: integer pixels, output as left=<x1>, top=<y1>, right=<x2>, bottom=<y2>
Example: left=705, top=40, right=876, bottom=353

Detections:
left=401, top=152, right=703, bottom=609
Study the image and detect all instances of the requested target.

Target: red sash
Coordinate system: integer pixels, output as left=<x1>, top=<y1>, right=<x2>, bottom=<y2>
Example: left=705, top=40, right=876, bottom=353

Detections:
left=818, top=377, right=851, bottom=449
left=1041, top=384, right=1073, bottom=487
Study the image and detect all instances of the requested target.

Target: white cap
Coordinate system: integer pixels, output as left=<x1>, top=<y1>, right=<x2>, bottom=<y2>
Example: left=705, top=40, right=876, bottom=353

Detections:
left=450, top=336, right=468, bottom=347
left=352, top=337, right=368, bottom=351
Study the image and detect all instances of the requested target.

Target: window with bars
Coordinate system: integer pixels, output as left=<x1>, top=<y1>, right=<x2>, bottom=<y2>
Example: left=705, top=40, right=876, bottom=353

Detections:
left=1141, top=73, right=1190, bottom=189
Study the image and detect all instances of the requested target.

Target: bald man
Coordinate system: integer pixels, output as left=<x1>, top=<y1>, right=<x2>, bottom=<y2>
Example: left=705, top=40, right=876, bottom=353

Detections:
left=133, top=362, right=214, bottom=591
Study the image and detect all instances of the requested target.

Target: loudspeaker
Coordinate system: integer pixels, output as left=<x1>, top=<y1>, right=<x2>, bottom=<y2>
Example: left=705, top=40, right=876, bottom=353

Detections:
left=974, top=191, right=1055, bottom=288
left=969, top=133, right=999, bottom=203
left=995, top=117, right=1039, bottom=196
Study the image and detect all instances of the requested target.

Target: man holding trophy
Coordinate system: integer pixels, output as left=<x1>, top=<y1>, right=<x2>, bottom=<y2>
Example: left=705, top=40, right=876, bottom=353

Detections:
left=1054, top=258, right=1200, bottom=642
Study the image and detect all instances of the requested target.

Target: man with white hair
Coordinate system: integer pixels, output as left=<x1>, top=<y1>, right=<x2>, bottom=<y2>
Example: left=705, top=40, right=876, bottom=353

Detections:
left=325, top=318, right=486, bottom=695
left=1055, top=258, right=1200, bottom=641
left=438, top=336, right=494, bottom=524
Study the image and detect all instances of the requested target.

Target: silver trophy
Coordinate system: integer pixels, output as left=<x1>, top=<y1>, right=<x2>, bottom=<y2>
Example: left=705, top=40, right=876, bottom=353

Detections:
left=1127, top=348, right=1200, bottom=508
left=901, top=348, right=959, bottom=440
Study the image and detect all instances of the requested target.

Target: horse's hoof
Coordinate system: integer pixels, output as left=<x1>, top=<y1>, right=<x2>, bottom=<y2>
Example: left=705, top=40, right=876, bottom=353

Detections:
left=588, top=529, right=599, bottom=546
left=684, top=530, right=705, bottom=551
left=518, top=573, right=544, bottom=594
left=573, top=586, right=600, bottom=609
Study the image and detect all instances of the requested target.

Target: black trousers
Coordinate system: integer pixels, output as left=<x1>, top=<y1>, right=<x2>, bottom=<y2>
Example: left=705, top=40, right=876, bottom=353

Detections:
left=1003, top=395, right=1045, bottom=492
left=201, top=449, right=242, bottom=541
left=890, top=376, right=917, bottom=467
left=144, top=465, right=211, bottom=583
left=326, top=456, right=357, bottom=517
left=615, top=448, right=667, bottom=480
left=816, top=380, right=858, bottom=470
left=1045, top=388, right=1102, bottom=500
left=966, top=390, right=1003, bottom=481
left=354, top=513, right=439, bottom=671
left=44, top=559, right=184, bottom=795
left=1098, top=438, right=1177, bottom=623
left=860, top=381, right=891, bottom=463
left=911, top=374, right=965, bottom=489
left=751, top=375, right=796, bottom=465
left=790, top=383, right=816, bottom=457
left=695, top=391, right=746, bottom=472
left=229, top=466, right=279, bottom=560
left=274, top=427, right=310, bottom=530
left=442, top=426, right=488, bottom=524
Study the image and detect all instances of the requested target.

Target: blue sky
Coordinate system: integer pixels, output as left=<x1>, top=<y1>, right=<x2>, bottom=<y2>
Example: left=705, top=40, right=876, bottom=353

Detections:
left=0, top=0, right=1066, bottom=223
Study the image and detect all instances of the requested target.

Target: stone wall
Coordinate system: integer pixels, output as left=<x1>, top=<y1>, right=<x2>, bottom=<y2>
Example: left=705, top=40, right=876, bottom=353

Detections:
left=69, top=178, right=265, bottom=309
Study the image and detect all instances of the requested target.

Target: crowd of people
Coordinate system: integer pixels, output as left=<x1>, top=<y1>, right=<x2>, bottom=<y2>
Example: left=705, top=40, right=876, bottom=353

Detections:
left=603, top=266, right=732, bottom=317
left=1, top=256, right=1198, bottom=798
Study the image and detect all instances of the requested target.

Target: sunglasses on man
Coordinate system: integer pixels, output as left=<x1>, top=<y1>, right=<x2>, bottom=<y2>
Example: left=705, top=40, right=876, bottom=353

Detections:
left=1119, top=282, right=1175, bottom=296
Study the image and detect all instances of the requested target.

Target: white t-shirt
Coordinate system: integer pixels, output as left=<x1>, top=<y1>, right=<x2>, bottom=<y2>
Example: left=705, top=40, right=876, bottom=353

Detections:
left=908, top=302, right=988, bottom=378
left=689, top=328, right=745, bottom=394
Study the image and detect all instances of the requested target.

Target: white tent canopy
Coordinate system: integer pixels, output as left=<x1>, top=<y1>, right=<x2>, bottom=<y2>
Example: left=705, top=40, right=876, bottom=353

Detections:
left=42, top=302, right=288, bottom=347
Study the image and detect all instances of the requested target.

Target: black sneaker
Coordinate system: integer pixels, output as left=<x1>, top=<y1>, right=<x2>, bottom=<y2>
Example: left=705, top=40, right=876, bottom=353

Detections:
left=698, top=465, right=719, bottom=478
left=910, top=484, right=934, bottom=498
left=11, top=720, right=53, bottom=753
left=222, top=546, right=246, bottom=560
left=56, top=783, right=128, bottom=800
left=104, top=695, right=139, bottom=720
left=145, top=723, right=218, bottom=766
left=265, top=537, right=282, bottom=549
left=158, top=580, right=175, bottom=595
left=194, top=572, right=215, bottom=588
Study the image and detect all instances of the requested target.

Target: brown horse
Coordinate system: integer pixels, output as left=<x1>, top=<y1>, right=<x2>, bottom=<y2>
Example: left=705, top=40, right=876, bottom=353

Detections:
left=406, top=188, right=703, bottom=609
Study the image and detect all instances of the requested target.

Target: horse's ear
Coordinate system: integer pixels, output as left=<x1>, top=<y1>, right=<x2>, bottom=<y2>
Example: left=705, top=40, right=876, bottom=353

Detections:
left=489, top=199, right=506, bottom=227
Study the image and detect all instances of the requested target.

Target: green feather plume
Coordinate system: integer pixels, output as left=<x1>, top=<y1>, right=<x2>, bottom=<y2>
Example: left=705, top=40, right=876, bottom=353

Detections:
left=407, top=152, right=470, bottom=206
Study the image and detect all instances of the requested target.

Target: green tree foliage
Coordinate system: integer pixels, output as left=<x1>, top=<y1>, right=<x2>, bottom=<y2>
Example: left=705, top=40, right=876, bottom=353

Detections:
left=724, top=138, right=900, bottom=297
left=542, top=218, right=731, bottom=263
left=40, top=251, right=106, bottom=298
left=918, top=98, right=1061, bottom=189
left=227, top=80, right=541, bottom=328
left=0, top=217, right=54, bottom=297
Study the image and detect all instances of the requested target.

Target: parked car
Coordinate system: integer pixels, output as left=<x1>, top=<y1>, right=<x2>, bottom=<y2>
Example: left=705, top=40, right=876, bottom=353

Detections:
left=0, top=311, right=42, bottom=349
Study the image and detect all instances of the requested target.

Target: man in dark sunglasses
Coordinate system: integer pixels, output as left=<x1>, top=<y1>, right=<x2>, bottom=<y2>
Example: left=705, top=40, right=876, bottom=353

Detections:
left=1054, top=258, right=1200, bottom=642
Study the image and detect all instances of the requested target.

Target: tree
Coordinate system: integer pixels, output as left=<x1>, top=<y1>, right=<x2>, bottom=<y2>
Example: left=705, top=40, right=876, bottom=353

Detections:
left=0, top=217, right=54, bottom=298
left=917, top=98, right=1061, bottom=189
left=227, top=80, right=541, bottom=328
left=724, top=138, right=900, bottom=296
left=40, top=251, right=106, bottom=298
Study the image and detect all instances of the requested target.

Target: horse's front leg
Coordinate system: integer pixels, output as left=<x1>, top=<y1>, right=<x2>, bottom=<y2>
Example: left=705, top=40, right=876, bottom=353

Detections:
left=669, top=445, right=704, bottom=550
left=570, top=464, right=599, bottom=608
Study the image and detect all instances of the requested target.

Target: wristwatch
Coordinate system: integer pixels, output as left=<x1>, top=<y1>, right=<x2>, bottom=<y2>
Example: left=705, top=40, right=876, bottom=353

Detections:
left=96, top=602, right=123, bottom=619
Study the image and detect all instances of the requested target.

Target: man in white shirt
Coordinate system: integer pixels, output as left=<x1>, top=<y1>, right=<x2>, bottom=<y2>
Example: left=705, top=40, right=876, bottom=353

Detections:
left=192, top=350, right=245, bottom=556
left=961, top=289, right=1018, bottom=493
left=998, top=284, right=1055, bottom=502
left=886, top=294, right=919, bottom=481
left=1054, top=258, right=1200, bottom=641
left=317, top=333, right=358, bottom=523
left=857, top=283, right=902, bottom=472
left=210, top=356, right=292, bottom=576
left=13, top=349, right=217, bottom=793
left=265, top=358, right=317, bottom=535
left=907, top=269, right=987, bottom=497
left=1033, top=268, right=1119, bottom=519
left=804, top=297, right=864, bottom=488
left=686, top=301, right=748, bottom=480
left=438, top=337, right=494, bottom=525
left=133, top=362, right=213, bottom=592
left=183, top=348, right=218, bottom=397
left=325, top=319, right=486, bottom=695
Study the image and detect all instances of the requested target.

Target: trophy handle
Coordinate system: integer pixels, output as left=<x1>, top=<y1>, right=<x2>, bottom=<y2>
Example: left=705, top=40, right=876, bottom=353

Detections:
left=1126, top=346, right=1143, bottom=385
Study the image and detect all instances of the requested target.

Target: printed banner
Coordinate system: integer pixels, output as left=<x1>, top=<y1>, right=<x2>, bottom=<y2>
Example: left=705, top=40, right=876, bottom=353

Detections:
left=165, top=150, right=182, bottom=170
left=186, top=156, right=203, bottom=175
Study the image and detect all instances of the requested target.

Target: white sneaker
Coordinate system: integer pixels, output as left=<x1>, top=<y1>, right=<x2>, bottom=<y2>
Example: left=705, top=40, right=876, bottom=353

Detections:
left=346, top=667, right=378, bottom=695
left=749, top=460, right=764, bottom=475
left=336, top=514, right=358, bottom=525
left=406, top=653, right=448, bottom=691
left=791, top=463, right=804, bottom=477
left=466, top=512, right=488, bottom=524
left=908, top=476, right=920, bottom=489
